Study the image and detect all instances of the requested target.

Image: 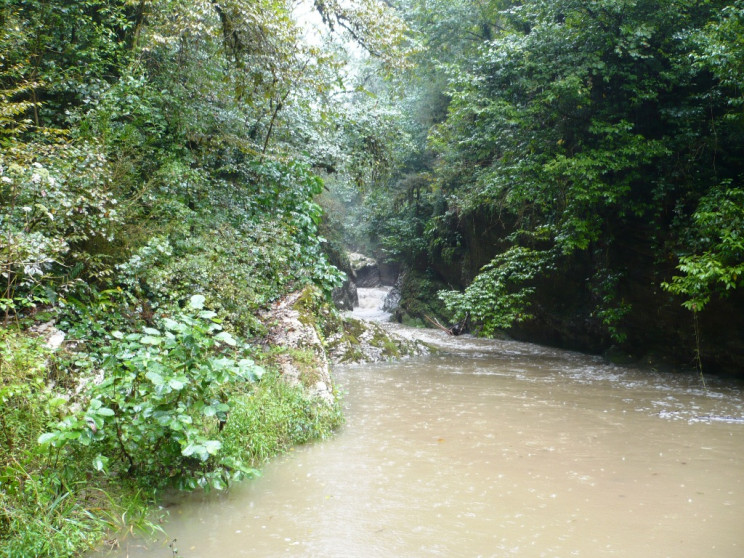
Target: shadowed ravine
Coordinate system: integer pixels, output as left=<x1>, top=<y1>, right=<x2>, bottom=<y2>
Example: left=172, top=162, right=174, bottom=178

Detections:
left=99, top=290, right=744, bottom=558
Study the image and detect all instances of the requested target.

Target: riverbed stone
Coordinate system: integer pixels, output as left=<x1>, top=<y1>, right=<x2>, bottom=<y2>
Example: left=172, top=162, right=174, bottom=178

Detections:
left=332, top=276, right=359, bottom=310
left=326, top=317, right=428, bottom=364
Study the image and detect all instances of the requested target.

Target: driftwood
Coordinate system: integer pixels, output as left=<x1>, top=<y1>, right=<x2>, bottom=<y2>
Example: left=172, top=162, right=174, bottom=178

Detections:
left=424, top=314, right=453, bottom=335
left=423, top=312, right=471, bottom=336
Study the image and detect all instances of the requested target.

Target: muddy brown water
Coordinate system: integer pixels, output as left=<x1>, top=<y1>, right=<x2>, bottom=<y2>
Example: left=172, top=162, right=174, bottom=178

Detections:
left=97, top=297, right=744, bottom=558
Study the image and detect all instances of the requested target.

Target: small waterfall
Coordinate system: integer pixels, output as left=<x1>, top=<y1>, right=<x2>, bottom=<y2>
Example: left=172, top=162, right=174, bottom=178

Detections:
left=349, top=287, right=392, bottom=322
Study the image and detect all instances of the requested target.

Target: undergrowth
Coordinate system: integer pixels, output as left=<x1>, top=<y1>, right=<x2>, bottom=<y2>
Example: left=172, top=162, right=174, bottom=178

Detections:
left=0, top=296, right=343, bottom=557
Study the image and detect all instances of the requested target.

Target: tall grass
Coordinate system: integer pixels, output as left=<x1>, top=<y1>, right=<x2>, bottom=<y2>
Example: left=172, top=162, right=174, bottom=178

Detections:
left=221, top=371, right=343, bottom=466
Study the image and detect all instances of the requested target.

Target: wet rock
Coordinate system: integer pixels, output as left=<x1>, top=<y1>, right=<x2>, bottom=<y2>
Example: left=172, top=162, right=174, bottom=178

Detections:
left=29, top=320, right=66, bottom=350
left=349, top=252, right=381, bottom=288
left=382, top=283, right=401, bottom=313
left=378, top=261, right=400, bottom=286
left=261, top=289, right=335, bottom=405
left=332, top=277, right=358, bottom=311
left=326, top=317, right=428, bottom=364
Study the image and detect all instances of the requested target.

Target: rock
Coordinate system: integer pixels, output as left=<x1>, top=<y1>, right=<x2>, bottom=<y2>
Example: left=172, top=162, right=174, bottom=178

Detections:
left=378, top=261, right=400, bottom=286
left=261, top=289, right=335, bottom=405
left=29, top=320, right=66, bottom=350
left=332, top=277, right=359, bottom=310
left=349, top=252, right=381, bottom=288
left=382, top=277, right=402, bottom=312
left=326, top=317, right=428, bottom=364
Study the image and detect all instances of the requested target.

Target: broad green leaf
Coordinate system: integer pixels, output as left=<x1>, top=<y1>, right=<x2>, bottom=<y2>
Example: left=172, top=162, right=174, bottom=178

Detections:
left=189, top=294, right=206, bottom=310
left=182, top=443, right=209, bottom=461
left=38, top=432, right=58, bottom=445
left=203, top=440, right=222, bottom=455
left=145, top=371, right=164, bottom=386
left=140, top=335, right=162, bottom=345
left=168, top=378, right=187, bottom=390
left=162, top=318, right=183, bottom=331
left=93, top=455, right=109, bottom=472
left=214, top=331, right=236, bottom=346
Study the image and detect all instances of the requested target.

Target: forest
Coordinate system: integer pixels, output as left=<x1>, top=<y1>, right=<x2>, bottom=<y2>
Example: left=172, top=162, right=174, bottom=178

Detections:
left=1, top=0, right=742, bottom=555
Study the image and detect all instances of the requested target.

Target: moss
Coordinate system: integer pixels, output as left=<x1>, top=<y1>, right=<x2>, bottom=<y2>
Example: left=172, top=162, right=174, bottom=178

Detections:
left=343, top=317, right=366, bottom=339
left=340, top=347, right=366, bottom=363
left=292, top=286, right=323, bottom=327
left=260, top=345, right=326, bottom=389
left=325, top=318, right=365, bottom=356
left=370, top=329, right=401, bottom=358
left=292, top=285, right=344, bottom=340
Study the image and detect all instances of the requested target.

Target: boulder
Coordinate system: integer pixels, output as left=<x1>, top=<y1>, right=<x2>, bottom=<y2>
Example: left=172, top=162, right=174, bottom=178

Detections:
left=349, top=252, right=381, bottom=287
left=332, top=276, right=359, bottom=310
left=326, top=317, right=428, bottom=364
left=382, top=282, right=401, bottom=313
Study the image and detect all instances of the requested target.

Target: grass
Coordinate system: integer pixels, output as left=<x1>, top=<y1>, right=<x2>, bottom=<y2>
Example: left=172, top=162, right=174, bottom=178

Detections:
left=221, top=370, right=343, bottom=465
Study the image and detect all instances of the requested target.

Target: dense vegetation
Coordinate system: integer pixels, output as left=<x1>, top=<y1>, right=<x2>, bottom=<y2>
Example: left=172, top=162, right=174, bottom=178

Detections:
left=1, top=0, right=743, bottom=555
left=0, top=0, right=408, bottom=555
left=356, top=0, right=744, bottom=373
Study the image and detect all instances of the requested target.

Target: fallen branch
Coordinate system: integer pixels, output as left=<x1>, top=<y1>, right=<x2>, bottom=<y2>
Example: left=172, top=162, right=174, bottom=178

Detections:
left=424, top=314, right=453, bottom=335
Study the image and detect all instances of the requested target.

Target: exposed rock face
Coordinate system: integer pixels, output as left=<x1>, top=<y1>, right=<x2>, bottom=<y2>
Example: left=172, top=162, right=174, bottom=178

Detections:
left=415, top=207, right=744, bottom=375
left=29, top=320, right=66, bottom=350
left=349, top=252, right=381, bottom=287
left=382, top=278, right=402, bottom=313
left=262, top=287, right=428, bottom=402
left=262, top=289, right=335, bottom=405
left=332, top=277, right=359, bottom=311
left=377, top=261, right=400, bottom=286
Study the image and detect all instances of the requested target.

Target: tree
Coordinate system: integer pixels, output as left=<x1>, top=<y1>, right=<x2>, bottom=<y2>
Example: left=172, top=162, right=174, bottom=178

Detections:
left=408, top=0, right=743, bottom=343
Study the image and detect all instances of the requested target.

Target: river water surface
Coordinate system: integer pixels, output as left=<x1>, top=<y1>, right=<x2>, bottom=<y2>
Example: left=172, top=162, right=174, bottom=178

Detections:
left=101, top=290, right=744, bottom=558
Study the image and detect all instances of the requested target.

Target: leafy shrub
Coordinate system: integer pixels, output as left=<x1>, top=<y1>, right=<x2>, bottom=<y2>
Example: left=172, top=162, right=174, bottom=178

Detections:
left=39, top=295, right=264, bottom=491
left=0, top=139, right=121, bottom=318
left=439, top=247, right=552, bottom=336
left=115, top=159, right=345, bottom=335
left=0, top=329, right=126, bottom=558
left=663, top=183, right=744, bottom=311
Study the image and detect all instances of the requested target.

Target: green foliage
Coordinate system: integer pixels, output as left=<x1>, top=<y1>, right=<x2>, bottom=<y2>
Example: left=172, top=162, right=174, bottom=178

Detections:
left=0, top=467, right=109, bottom=558
left=663, top=183, right=744, bottom=311
left=0, top=0, right=415, bottom=555
left=0, top=330, right=52, bottom=459
left=360, top=0, right=744, bottom=349
left=439, top=247, right=550, bottom=335
left=0, top=136, right=122, bottom=319
left=692, top=1, right=744, bottom=119
left=115, top=159, right=344, bottom=336
left=0, top=0, right=132, bottom=127
left=313, top=0, right=417, bottom=70
left=0, top=328, right=159, bottom=558
left=39, top=295, right=264, bottom=491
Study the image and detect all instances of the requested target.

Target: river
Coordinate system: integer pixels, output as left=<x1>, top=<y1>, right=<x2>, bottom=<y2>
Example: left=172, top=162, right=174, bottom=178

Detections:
left=97, top=289, right=744, bottom=557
